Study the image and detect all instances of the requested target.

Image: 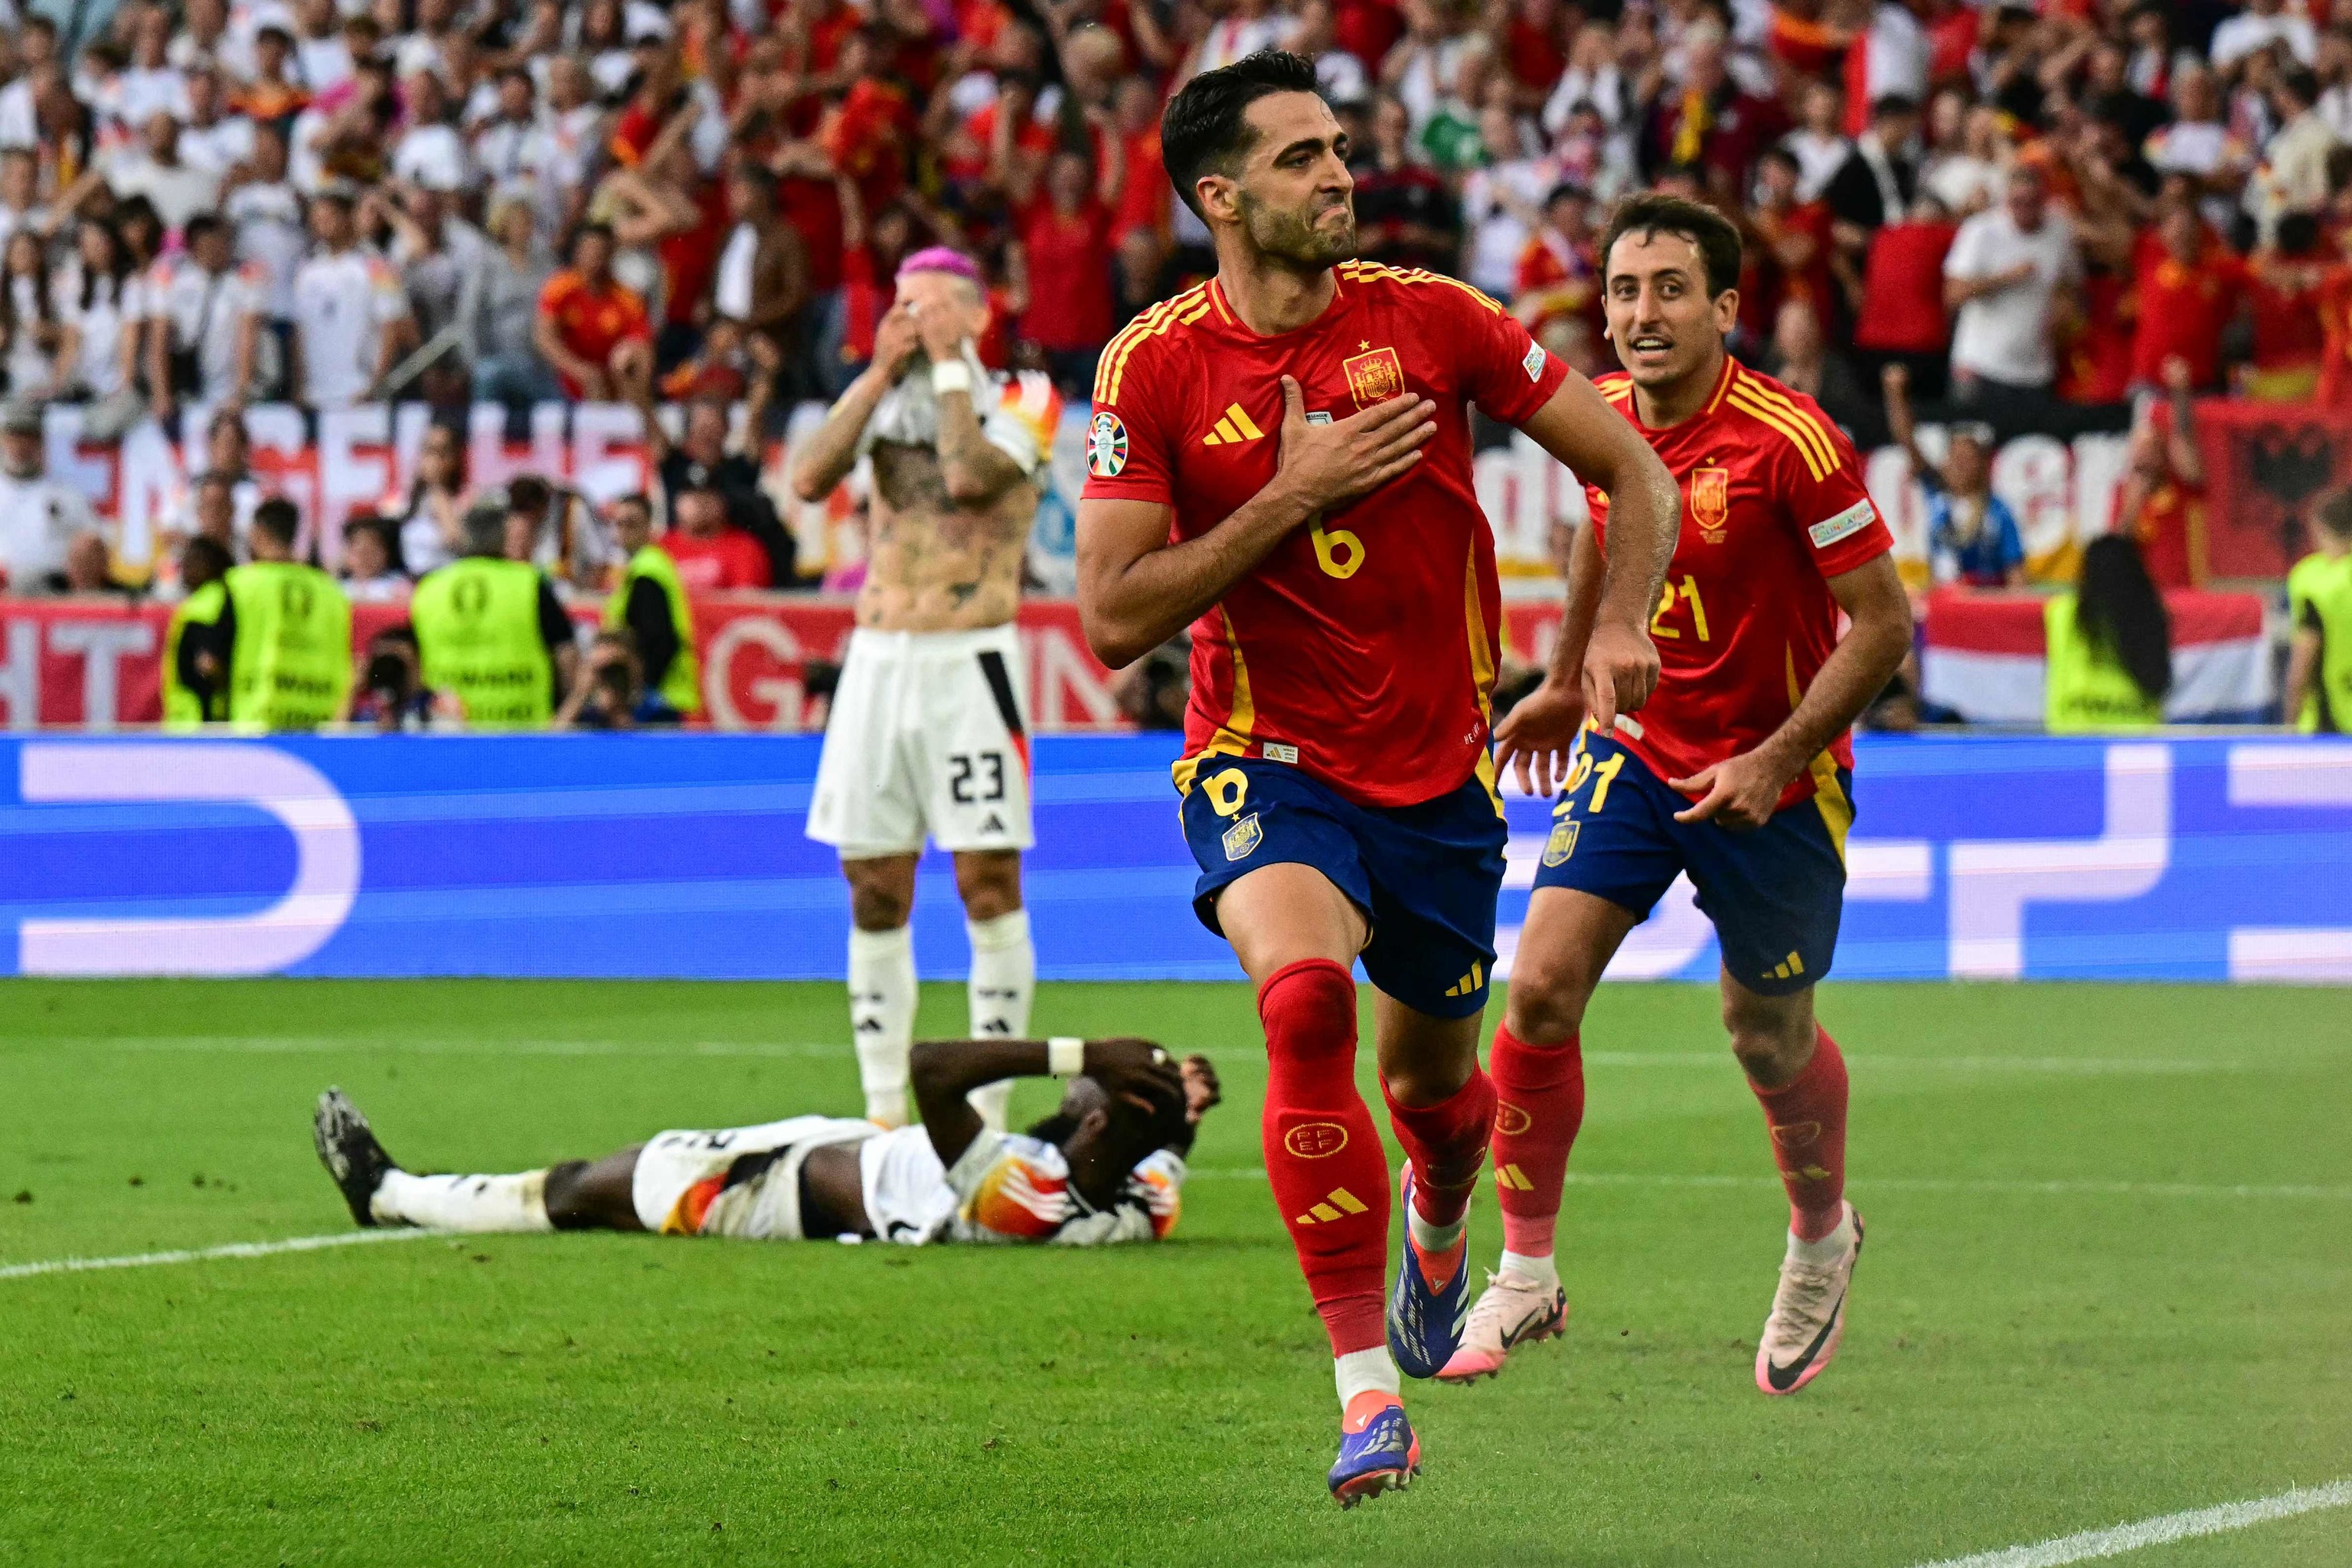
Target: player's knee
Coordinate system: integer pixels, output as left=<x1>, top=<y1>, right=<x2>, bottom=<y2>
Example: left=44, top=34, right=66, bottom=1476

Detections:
left=954, top=853, right=1022, bottom=921
left=843, top=859, right=915, bottom=929
left=1723, top=991, right=1814, bottom=1086
left=541, top=1161, right=599, bottom=1230
left=1504, top=955, right=1598, bottom=1044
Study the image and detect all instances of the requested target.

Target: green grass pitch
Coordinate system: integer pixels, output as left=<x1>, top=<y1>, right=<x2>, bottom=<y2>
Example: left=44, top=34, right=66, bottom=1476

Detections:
left=1, top=978, right=2347, bottom=1566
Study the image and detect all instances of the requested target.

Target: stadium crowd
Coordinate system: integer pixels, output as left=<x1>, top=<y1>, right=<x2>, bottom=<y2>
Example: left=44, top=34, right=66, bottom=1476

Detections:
left=0, top=0, right=2348, bottom=722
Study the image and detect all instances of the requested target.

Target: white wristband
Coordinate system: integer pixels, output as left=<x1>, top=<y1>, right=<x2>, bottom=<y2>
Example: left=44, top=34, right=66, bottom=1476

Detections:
left=1047, top=1037, right=1086, bottom=1076
left=928, top=358, right=974, bottom=396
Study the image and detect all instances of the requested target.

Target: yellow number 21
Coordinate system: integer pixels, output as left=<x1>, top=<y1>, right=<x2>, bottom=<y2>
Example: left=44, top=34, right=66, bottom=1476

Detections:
left=1649, top=574, right=1712, bottom=642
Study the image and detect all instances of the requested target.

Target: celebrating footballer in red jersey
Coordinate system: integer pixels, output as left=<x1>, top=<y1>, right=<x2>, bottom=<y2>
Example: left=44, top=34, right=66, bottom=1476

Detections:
left=1452, top=196, right=1914, bottom=1400
left=1073, top=52, right=1681, bottom=1508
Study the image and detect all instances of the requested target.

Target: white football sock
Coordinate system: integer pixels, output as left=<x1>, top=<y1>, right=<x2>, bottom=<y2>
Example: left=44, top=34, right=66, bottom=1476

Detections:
left=849, top=923, right=918, bottom=1126
left=1788, top=1206, right=1855, bottom=1269
left=371, top=1169, right=554, bottom=1233
left=1406, top=1204, right=1466, bottom=1257
left=1334, top=1346, right=1402, bottom=1410
left=965, top=909, right=1033, bottom=1132
left=1501, top=1249, right=1560, bottom=1290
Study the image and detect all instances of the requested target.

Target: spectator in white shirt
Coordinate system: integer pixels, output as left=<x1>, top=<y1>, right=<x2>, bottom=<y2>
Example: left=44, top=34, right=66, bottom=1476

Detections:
left=225, top=122, right=306, bottom=336
left=472, top=67, right=550, bottom=193
left=109, top=113, right=224, bottom=235
left=2211, top=0, right=2318, bottom=75
left=294, top=0, right=354, bottom=93
left=177, top=67, right=257, bottom=178
left=2252, top=67, right=2340, bottom=241
left=0, top=230, right=68, bottom=401
left=0, top=17, right=59, bottom=149
left=392, top=70, right=474, bottom=193
left=117, top=6, right=189, bottom=123
left=289, top=188, right=416, bottom=409
left=0, top=149, right=49, bottom=253
left=0, top=401, right=99, bottom=591
left=58, top=217, right=142, bottom=407
left=148, top=214, right=271, bottom=426
left=1779, top=77, right=1851, bottom=204
left=1942, top=162, right=2084, bottom=433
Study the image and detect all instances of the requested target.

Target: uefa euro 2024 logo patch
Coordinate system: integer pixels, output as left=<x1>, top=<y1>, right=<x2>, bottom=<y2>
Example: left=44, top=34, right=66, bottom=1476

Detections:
left=1087, top=410, right=1128, bottom=478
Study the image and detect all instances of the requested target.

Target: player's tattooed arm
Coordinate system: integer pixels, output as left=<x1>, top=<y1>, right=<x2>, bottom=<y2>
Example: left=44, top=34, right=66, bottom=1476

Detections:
left=1671, top=552, right=1913, bottom=831
left=1076, top=379, right=1436, bottom=667
left=1516, top=374, right=1681, bottom=731
left=931, top=384, right=1027, bottom=505
left=790, top=304, right=921, bottom=502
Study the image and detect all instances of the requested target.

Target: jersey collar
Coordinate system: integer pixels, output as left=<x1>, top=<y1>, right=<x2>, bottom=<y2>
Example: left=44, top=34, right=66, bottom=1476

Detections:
left=1204, top=269, right=1350, bottom=342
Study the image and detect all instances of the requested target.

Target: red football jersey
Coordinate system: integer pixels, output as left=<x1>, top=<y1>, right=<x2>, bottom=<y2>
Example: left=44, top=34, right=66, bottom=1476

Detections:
left=1585, top=358, right=1891, bottom=811
left=1083, top=262, right=1569, bottom=808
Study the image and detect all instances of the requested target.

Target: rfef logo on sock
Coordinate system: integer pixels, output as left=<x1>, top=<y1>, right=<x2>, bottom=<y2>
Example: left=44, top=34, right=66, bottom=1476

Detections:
left=1284, top=1121, right=1349, bottom=1158
left=1495, top=1101, right=1532, bottom=1136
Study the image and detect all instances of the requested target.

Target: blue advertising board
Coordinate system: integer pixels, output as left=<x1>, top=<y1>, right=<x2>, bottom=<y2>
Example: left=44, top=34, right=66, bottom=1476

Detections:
left=0, top=734, right=2346, bottom=984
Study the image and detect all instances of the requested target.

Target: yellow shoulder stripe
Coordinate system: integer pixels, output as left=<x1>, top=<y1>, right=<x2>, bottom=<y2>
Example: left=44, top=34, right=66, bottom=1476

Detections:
left=1736, top=372, right=1837, bottom=472
left=1094, top=299, right=1175, bottom=404
left=1730, top=370, right=1836, bottom=475
left=1338, top=260, right=1505, bottom=314
left=1726, top=387, right=1831, bottom=482
left=1097, top=286, right=1212, bottom=406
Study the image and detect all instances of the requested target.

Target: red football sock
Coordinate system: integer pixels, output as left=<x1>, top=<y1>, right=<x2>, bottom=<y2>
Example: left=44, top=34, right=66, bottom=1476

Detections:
left=1259, top=958, right=1392, bottom=1357
left=1382, top=1067, right=1494, bottom=1289
left=1750, top=1025, right=1849, bottom=1243
left=1489, top=1022, right=1585, bottom=1259
left=1381, top=1067, right=1496, bottom=1230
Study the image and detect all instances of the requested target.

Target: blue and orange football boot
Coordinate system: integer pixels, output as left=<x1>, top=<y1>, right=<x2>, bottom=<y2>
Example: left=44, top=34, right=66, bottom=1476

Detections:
left=1328, top=1391, right=1421, bottom=1508
left=1385, top=1168, right=1471, bottom=1378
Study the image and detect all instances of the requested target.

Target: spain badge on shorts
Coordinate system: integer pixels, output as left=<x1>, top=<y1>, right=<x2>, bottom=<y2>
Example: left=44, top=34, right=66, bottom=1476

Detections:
left=1088, top=410, right=1129, bottom=477
left=1541, top=819, right=1579, bottom=867
left=1690, top=466, right=1731, bottom=544
left=1343, top=346, right=1406, bottom=409
left=1222, top=812, right=1263, bottom=861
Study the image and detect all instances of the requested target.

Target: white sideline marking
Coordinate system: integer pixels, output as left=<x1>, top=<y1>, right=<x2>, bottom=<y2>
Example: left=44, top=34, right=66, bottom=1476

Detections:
left=1913, top=1478, right=2352, bottom=1567
left=1184, top=1169, right=2352, bottom=1200
left=0, top=1227, right=432, bottom=1282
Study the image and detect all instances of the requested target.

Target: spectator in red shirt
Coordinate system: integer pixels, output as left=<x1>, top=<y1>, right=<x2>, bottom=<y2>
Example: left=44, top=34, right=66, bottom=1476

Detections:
left=1020, top=151, right=1119, bottom=397
left=1108, top=76, right=1169, bottom=248
left=1742, top=146, right=1838, bottom=341
left=2129, top=203, right=2248, bottom=394
left=1852, top=197, right=1957, bottom=396
left=2112, top=357, right=2208, bottom=589
left=534, top=224, right=654, bottom=400
left=663, top=486, right=773, bottom=590
left=2244, top=210, right=2328, bottom=401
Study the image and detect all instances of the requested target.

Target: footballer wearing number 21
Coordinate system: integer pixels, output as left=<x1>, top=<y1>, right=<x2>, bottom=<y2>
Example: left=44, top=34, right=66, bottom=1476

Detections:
left=1074, top=51, right=1681, bottom=1506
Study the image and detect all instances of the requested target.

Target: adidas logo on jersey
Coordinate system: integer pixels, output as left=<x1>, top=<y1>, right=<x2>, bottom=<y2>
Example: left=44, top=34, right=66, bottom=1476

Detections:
left=1200, top=403, right=1266, bottom=446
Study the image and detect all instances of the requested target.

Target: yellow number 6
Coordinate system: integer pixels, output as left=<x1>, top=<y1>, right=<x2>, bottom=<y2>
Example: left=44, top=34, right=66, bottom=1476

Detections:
left=1204, top=768, right=1250, bottom=818
left=1311, top=519, right=1364, bottom=580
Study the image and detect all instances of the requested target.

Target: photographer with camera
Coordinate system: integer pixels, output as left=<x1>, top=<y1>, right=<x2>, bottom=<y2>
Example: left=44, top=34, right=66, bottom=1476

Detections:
left=554, top=628, right=682, bottom=731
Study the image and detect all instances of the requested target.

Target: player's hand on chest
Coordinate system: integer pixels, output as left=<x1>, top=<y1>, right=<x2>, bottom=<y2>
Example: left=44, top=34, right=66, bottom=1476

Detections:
left=1182, top=325, right=1449, bottom=489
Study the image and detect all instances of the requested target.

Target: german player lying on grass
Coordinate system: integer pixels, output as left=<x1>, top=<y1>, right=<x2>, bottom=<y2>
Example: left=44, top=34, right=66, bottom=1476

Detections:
left=312, top=1038, right=1220, bottom=1246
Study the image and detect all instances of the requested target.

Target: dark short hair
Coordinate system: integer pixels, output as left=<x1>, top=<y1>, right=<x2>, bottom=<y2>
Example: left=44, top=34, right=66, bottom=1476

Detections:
left=508, top=474, right=552, bottom=514
left=183, top=211, right=227, bottom=247
left=1600, top=192, right=1743, bottom=299
left=2316, top=487, right=2352, bottom=543
left=180, top=534, right=234, bottom=586
left=1161, top=49, right=1325, bottom=221
left=573, top=220, right=616, bottom=252
left=253, top=497, right=301, bottom=547
left=2280, top=67, right=2321, bottom=107
left=1870, top=93, right=1919, bottom=120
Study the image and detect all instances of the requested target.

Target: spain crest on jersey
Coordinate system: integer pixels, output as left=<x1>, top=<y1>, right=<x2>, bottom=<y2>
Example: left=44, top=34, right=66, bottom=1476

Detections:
left=1343, top=346, right=1405, bottom=409
left=1087, top=410, right=1129, bottom=477
left=1690, top=466, right=1731, bottom=544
